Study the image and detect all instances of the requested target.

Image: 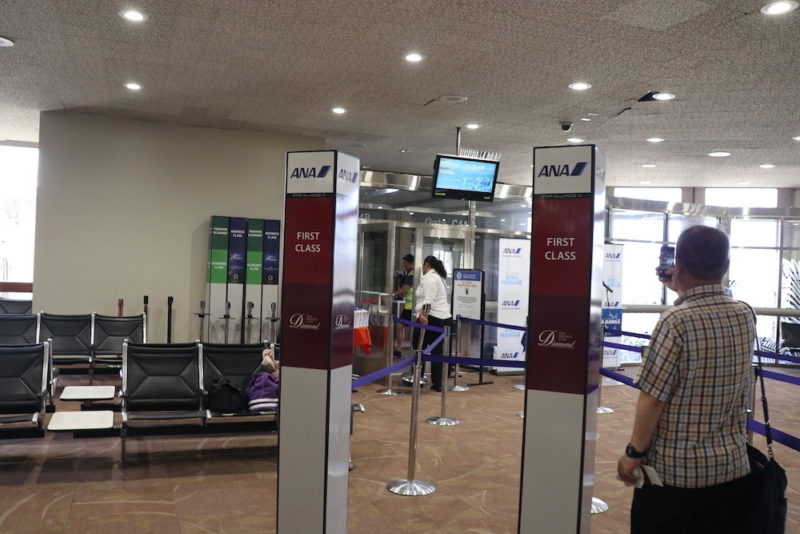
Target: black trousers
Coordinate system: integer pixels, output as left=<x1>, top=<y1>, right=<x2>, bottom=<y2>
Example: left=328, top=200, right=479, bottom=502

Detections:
left=631, top=475, right=751, bottom=534
left=412, top=315, right=451, bottom=388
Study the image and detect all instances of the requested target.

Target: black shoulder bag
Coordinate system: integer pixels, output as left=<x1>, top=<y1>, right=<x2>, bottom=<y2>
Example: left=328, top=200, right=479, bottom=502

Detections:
left=743, top=337, right=788, bottom=534
left=207, top=376, right=249, bottom=414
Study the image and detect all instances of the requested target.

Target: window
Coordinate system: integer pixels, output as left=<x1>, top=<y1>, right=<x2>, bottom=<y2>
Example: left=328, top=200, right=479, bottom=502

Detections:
left=0, top=145, right=38, bottom=297
left=705, top=188, right=777, bottom=208
left=614, top=187, right=682, bottom=203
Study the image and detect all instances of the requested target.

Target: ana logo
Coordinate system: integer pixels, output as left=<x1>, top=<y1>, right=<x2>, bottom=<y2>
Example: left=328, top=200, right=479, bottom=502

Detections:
left=288, top=313, right=321, bottom=330
left=290, top=165, right=331, bottom=179
left=500, top=352, right=520, bottom=359
left=334, top=314, right=351, bottom=329
left=605, top=252, right=621, bottom=259
left=337, top=168, right=358, bottom=183
left=501, top=300, right=521, bottom=307
left=537, top=162, right=588, bottom=178
left=537, top=329, right=576, bottom=349
left=502, top=247, right=522, bottom=255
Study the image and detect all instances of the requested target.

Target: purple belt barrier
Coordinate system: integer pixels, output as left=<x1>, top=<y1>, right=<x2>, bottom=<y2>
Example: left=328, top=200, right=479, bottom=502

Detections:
left=424, top=353, right=527, bottom=368
left=460, top=316, right=527, bottom=332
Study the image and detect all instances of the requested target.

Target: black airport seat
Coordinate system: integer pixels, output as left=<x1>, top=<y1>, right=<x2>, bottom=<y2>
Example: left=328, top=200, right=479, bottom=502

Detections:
left=91, top=313, right=146, bottom=376
left=0, top=299, right=33, bottom=315
left=0, top=313, right=39, bottom=345
left=39, top=313, right=92, bottom=366
left=201, top=342, right=272, bottom=419
left=0, top=342, right=50, bottom=430
left=120, top=341, right=203, bottom=460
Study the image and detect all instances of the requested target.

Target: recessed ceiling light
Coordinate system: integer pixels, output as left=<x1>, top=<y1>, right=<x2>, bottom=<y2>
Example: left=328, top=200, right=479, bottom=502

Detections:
left=646, top=137, right=665, bottom=143
left=642, top=164, right=657, bottom=168
left=708, top=151, right=731, bottom=157
left=399, top=149, right=411, bottom=153
left=653, top=92, right=676, bottom=101
left=569, top=82, right=591, bottom=91
left=466, top=123, right=480, bottom=129
left=567, top=137, right=584, bottom=143
left=438, top=95, right=468, bottom=103
left=580, top=117, right=591, bottom=121
left=125, top=82, right=142, bottom=91
left=121, top=9, right=146, bottom=22
left=500, top=218, right=506, bottom=222
left=640, top=181, right=653, bottom=185
left=0, top=36, right=14, bottom=47
left=587, top=112, right=599, bottom=116
left=405, top=53, right=423, bottom=62
left=761, top=1, right=798, bottom=15
left=793, top=136, right=800, bottom=141
left=332, top=107, right=346, bottom=114
left=760, top=164, right=775, bottom=169
left=409, top=212, right=415, bottom=215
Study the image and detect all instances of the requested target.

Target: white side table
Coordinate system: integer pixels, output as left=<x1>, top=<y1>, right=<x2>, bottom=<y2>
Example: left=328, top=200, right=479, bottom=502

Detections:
left=47, top=410, right=115, bottom=431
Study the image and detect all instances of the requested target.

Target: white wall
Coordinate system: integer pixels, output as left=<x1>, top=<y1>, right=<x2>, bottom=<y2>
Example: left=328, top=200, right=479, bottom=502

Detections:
left=34, top=112, right=323, bottom=342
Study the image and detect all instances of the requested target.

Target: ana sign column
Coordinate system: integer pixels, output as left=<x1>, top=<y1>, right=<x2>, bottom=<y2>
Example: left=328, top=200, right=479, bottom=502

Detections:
left=278, top=150, right=360, bottom=534
left=519, top=145, right=605, bottom=533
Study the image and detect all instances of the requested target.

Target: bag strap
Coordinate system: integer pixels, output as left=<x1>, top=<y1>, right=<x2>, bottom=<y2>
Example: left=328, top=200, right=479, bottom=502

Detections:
left=743, top=301, right=776, bottom=459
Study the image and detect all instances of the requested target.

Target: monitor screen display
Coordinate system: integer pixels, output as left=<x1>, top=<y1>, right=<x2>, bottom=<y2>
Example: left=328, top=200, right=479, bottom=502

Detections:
left=432, top=155, right=499, bottom=202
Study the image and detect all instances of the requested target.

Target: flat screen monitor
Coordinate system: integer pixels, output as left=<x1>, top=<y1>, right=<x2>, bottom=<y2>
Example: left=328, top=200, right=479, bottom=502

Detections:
left=432, top=155, right=499, bottom=202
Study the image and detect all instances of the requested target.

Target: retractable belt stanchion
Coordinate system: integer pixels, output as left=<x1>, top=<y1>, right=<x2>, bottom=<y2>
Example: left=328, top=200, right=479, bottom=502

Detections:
left=166, top=296, right=174, bottom=343
left=387, top=305, right=436, bottom=497
left=378, top=299, right=406, bottom=396
left=196, top=300, right=207, bottom=342
left=222, top=301, right=231, bottom=344
left=269, top=302, right=277, bottom=344
left=427, top=326, right=459, bottom=426
left=245, top=301, right=254, bottom=344
left=449, top=316, right=469, bottom=392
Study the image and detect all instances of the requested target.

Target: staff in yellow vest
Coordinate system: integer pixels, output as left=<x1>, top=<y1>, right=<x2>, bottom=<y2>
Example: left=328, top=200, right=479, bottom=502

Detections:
left=392, top=254, right=415, bottom=357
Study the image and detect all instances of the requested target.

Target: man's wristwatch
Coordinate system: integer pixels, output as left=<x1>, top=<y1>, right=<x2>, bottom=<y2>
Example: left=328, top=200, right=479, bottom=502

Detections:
left=625, top=443, right=647, bottom=459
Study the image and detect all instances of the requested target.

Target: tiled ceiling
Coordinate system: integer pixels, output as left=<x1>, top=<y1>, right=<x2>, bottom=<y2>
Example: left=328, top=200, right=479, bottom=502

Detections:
left=0, top=0, right=798, bottom=187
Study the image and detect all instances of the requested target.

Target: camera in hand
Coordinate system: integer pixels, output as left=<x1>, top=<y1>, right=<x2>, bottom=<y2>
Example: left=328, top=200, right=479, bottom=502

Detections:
left=657, top=245, right=675, bottom=278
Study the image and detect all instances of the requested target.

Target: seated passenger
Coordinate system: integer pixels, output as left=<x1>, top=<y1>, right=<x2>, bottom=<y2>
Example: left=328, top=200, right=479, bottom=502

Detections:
left=247, top=349, right=279, bottom=412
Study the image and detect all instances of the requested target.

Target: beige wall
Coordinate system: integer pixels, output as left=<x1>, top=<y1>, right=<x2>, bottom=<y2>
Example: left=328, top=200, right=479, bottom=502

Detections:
left=34, top=112, right=323, bottom=342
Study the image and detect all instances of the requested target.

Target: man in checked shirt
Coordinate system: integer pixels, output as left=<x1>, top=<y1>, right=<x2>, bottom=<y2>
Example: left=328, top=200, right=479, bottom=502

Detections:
left=617, top=225, right=755, bottom=534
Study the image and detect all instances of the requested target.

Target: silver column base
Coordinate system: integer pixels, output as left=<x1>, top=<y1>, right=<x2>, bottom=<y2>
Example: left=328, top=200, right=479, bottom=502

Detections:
left=512, top=384, right=525, bottom=391
left=590, top=497, right=609, bottom=514
left=516, top=411, right=525, bottom=418
left=386, top=478, right=436, bottom=496
left=426, top=416, right=460, bottom=426
left=597, top=406, right=615, bottom=414
left=449, top=385, right=469, bottom=392
left=377, top=388, right=406, bottom=396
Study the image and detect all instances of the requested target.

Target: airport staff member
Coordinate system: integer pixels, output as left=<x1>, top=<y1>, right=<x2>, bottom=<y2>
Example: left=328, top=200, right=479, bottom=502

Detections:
left=392, top=254, right=414, bottom=357
left=414, top=255, right=452, bottom=392
left=617, top=226, right=755, bottom=533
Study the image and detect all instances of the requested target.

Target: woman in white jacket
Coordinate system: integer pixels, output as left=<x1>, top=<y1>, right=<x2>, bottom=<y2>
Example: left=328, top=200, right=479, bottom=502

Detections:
left=414, top=255, right=452, bottom=391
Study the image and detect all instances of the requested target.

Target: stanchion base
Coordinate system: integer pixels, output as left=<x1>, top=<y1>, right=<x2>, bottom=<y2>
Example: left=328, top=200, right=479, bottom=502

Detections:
left=596, top=406, right=614, bottom=414
left=590, top=497, right=609, bottom=514
left=402, top=373, right=428, bottom=385
left=448, top=385, right=470, bottom=392
left=516, top=411, right=525, bottom=418
left=386, top=478, right=436, bottom=496
left=512, top=384, right=525, bottom=391
left=377, top=388, right=406, bottom=396
left=426, top=416, right=460, bottom=426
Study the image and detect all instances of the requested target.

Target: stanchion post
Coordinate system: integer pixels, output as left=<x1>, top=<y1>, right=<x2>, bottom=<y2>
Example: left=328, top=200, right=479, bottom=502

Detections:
left=197, top=300, right=207, bottom=342
left=387, top=307, right=435, bottom=496
left=450, top=316, right=469, bottom=392
left=166, top=296, right=174, bottom=343
left=376, top=315, right=406, bottom=396
left=427, top=326, right=459, bottom=426
left=270, top=302, right=277, bottom=344
left=245, top=301, right=254, bottom=344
